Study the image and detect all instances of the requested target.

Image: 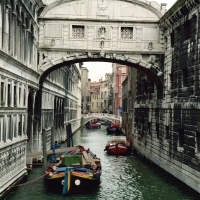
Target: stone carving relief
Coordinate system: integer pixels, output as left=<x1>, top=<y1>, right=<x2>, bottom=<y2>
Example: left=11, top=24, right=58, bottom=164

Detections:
left=50, top=39, right=55, bottom=47
left=38, top=54, right=55, bottom=68
left=97, top=0, right=108, bottom=16
left=146, top=55, right=163, bottom=76
left=98, top=26, right=106, bottom=48
left=148, top=42, right=153, bottom=51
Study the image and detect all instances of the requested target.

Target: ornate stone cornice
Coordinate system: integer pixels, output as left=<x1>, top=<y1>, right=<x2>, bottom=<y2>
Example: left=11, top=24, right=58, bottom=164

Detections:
left=159, top=0, right=200, bottom=30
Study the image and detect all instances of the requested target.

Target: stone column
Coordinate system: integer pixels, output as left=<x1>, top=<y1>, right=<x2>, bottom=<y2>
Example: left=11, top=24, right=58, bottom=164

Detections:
left=3, top=5, right=10, bottom=53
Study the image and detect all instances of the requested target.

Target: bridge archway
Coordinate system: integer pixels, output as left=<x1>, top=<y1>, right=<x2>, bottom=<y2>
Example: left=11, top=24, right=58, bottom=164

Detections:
left=38, top=55, right=164, bottom=99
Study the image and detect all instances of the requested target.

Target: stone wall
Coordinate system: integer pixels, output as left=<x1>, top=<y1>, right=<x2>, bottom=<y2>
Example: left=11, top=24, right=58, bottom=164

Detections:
left=131, top=0, right=200, bottom=193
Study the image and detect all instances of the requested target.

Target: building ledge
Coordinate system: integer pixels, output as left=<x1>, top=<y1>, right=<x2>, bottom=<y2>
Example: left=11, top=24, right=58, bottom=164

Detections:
left=177, top=147, right=184, bottom=153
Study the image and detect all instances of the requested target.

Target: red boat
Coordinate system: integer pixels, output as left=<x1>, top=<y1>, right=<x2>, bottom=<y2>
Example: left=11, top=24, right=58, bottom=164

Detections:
left=104, top=137, right=131, bottom=155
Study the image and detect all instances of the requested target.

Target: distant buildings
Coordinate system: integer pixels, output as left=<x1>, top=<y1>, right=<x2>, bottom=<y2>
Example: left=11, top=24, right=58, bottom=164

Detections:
left=81, top=67, right=90, bottom=113
left=81, top=64, right=128, bottom=115
left=111, top=63, right=128, bottom=115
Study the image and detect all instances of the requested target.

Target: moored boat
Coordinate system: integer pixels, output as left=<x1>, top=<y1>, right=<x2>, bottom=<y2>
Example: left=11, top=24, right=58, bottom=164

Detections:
left=106, top=127, right=123, bottom=135
left=45, top=146, right=102, bottom=195
left=104, top=136, right=131, bottom=155
left=86, top=123, right=101, bottom=129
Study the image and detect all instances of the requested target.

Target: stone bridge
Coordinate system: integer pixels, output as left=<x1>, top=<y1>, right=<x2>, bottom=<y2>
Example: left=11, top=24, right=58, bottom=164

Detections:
left=82, top=113, right=121, bottom=126
left=38, top=0, right=166, bottom=98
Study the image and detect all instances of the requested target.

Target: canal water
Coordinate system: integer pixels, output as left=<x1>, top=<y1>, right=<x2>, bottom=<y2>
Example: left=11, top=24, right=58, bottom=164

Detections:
left=4, top=126, right=199, bottom=200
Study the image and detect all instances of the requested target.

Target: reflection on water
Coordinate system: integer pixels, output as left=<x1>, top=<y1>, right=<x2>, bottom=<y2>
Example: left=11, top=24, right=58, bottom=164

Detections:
left=4, top=126, right=199, bottom=200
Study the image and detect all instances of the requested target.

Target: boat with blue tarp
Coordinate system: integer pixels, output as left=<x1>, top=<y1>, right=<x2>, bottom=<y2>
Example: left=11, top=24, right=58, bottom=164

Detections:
left=44, top=146, right=101, bottom=195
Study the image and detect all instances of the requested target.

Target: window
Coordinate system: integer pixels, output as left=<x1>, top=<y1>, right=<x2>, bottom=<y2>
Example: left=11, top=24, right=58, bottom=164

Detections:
left=7, top=115, right=12, bottom=140
left=197, top=131, right=200, bottom=152
left=14, top=86, right=17, bottom=106
left=170, top=31, right=174, bottom=48
left=122, top=67, right=126, bottom=73
left=143, top=80, right=147, bottom=94
left=121, top=27, right=133, bottom=39
left=148, top=122, right=151, bottom=135
left=18, top=122, right=21, bottom=136
left=156, top=123, right=159, bottom=139
left=96, top=102, right=98, bottom=107
left=182, top=68, right=188, bottom=87
left=72, top=25, right=84, bottom=38
left=179, top=129, right=184, bottom=147
left=166, top=126, right=169, bottom=139
left=1, top=82, right=4, bottom=102
left=0, top=117, right=3, bottom=142
left=92, top=102, right=94, bottom=107
left=24, top=88, right=26, bottom=105
left=7, top=84, right=11, bottom=106
left=184, top=21, right=190, bottom=40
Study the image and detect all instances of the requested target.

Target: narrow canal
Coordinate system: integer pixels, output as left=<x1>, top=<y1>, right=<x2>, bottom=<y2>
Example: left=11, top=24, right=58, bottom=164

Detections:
left=4, top=126, right=199, bottom=200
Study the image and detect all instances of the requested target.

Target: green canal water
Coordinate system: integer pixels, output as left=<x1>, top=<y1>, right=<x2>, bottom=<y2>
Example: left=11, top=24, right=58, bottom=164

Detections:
left=4, top=126, right=200, bottom=200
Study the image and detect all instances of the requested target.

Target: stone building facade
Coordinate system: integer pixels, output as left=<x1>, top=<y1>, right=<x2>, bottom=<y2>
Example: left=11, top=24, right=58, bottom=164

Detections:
left=129, top=0, right=200, bottom=193
left=111, top=63, right=128, bottom=115
left=90, top=81, right=101, bottom=113
left=81, top=66, right=90, bottom=114
left=100, top=73, right=111, bottom=112
left=0, top=0, right=82, bottom=197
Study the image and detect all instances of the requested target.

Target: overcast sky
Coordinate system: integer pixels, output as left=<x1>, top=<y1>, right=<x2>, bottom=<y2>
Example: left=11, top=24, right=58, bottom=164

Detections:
left=84, top=0, right=177, bottom=82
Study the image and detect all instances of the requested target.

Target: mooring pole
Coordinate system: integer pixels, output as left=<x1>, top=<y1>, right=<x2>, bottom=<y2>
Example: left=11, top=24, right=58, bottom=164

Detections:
left=43, top=128, right=47, bottom=171
left=66, top=125, right=70, bottom=147
left=51, top=126, right=55, bottom=146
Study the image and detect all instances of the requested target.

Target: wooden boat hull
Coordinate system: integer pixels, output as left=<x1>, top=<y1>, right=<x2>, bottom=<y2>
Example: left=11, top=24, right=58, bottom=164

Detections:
left=86, top=124, right=101, bottom=129
left=45, top=169, right=101, bottom=194
left=45, top=147, right=102, bottom=195
left=104, top=138, right=131, bottom=155
left=69, top=171, right=100, bottom=194
left=106, top=144, right=129, bottom=154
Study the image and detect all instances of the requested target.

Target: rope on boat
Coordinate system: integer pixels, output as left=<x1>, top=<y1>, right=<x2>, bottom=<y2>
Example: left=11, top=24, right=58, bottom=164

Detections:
left=3, top=173, right=47, bottom=189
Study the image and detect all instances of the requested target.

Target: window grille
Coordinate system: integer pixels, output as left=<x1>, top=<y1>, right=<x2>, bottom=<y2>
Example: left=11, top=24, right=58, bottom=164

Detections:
left=72, top=25, right=84, bottom=38
left=121, top=27, right=133, bottom=39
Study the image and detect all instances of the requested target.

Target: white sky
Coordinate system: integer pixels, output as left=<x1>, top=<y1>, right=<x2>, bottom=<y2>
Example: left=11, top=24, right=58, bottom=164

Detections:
left=84, top=0, right=177, bottom=82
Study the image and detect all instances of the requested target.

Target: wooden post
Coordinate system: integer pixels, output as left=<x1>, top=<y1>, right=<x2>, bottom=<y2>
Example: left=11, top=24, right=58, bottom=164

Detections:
left=81, top=117, right=84, bottom=130
left=68, top=123, right=73, bottom=147
left=51, top=126, right=55, bottom=146
left=43, top=128, right=47, bottom=171
left=66, top=125, right=70, bottom=147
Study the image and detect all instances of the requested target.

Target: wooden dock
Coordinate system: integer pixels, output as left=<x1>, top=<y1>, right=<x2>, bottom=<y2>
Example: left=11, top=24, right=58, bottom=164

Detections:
left=26, top=147, right=79, bottom=157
